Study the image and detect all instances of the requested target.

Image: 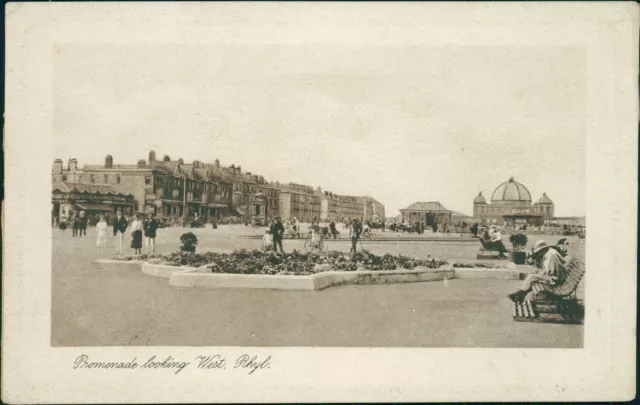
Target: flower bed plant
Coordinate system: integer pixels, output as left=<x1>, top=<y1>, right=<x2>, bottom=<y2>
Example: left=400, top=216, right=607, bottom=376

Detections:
left=207, top=249, right=447, bottom=276
left=110, top=250, right=448, bottom=276
left=148, top=252, right=224, bottom=268
left=180, top=232, right=198, bottom=253
left=110, top=254, right=164, bottom=261
left=452, top=263, right=501, bottom=269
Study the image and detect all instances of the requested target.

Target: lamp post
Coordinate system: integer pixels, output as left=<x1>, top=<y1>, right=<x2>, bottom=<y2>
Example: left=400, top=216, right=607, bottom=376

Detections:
left=182, top=173, right=188, bottom=225
left=72, top=167, right=77, bottom=215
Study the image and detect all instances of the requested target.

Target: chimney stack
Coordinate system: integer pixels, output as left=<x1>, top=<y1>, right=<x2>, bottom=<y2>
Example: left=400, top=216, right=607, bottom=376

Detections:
left=69, top=158, right=78, bottom=172
left=137, top=159, right=146, bottom=168
left=53, top=159, right=63, bottom=174
left=148, top=150, right=156, bottom=165
left=215, top=159, right=220, bottom=168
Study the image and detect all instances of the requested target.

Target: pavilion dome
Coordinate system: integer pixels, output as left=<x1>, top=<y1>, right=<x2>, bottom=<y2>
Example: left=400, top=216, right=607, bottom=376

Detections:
left=491, top=177, right=532, bottom=204
left=537, top=192, right=553, bottom=204
left=473, top=192, right=487, bottom=204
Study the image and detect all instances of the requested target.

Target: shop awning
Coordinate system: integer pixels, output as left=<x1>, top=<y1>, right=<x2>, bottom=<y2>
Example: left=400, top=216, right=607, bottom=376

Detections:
left=75, top=203, right=114, bottom=212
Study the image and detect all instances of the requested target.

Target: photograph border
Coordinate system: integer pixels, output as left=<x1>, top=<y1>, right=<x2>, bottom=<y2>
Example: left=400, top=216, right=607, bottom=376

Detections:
left=3, top=2, right=638, bottom=402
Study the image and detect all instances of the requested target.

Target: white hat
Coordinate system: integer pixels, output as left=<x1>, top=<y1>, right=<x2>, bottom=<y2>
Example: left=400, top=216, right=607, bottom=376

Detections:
left=532, top=240, right=551, bottom=254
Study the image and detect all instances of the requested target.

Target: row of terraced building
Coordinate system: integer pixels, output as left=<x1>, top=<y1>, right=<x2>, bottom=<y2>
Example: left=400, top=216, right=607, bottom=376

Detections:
left=51, top=151, right=385, bottom=226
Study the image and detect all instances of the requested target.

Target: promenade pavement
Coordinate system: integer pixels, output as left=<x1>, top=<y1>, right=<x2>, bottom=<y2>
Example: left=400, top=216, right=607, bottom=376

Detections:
left=51, top=225, right=584, bottom=347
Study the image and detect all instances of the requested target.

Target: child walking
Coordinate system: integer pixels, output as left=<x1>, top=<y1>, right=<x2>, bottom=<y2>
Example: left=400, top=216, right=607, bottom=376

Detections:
left=262, top=229, right=273, bottom=252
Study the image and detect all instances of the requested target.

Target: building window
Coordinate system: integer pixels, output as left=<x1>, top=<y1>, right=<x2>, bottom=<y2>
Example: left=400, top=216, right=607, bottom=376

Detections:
left=116, top=175, right=121, bottom=184
left=90, top=174, right=95, bottom=183
left=145, top=176, right=151, bottom=185
left=103, top=174, right=108, bottom=183
left=62, top=175, right=67, bottom=181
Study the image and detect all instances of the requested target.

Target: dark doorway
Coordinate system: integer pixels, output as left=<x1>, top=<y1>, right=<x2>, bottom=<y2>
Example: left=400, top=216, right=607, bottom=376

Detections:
left=426, top=213, right=436, bottom=226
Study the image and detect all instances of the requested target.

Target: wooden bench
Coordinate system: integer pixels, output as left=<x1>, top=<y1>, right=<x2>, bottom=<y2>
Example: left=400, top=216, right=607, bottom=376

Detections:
left=513, top=257, right=585, bottom=324
left=476, top=237, right=508, bottom=260
left=530, top=257, right=584, bottom=301
left=512, top=300, right=584, bottom=324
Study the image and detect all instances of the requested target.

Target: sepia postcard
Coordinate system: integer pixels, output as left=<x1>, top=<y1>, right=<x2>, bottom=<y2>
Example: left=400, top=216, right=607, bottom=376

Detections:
left=2, top=2, right=638, bottom=403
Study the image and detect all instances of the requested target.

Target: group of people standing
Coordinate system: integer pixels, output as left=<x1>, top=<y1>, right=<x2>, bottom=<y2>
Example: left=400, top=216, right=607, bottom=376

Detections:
left=57, top=211, right=89, bottom=237
left=92, top=212, right=160, bottom=256
left=262, top=216, right=366, bottom=254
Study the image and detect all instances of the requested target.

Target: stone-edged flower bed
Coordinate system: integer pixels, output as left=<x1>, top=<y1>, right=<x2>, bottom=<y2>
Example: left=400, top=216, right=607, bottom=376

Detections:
left=170, top=266, right=456, bottom=291
left=141, top=262, right=198, bottom=278
left=450, top=261, right=518, bottom=279
left=109, top=252, right=222, bottom=268
left=205, top=249, right=448, bottom=276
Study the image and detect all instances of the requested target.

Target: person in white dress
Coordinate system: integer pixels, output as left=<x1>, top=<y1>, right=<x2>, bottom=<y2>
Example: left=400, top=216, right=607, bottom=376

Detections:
left=95, top=215, right=108, bottom=256
left=129, top=214, right=144, bottom=256
left=263, top=229, right=273, bottom=252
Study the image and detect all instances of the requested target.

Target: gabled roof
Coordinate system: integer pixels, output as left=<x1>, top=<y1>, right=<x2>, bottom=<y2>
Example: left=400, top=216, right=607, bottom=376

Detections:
left=400, top=201, right=452, bottom=212
left=194, top=168, right=214, bottom=182
left=162, top=161, right=180, bottom=175
left=180, top=164, right=194, bottom=174
left=52, top=182, right=71, bottom=193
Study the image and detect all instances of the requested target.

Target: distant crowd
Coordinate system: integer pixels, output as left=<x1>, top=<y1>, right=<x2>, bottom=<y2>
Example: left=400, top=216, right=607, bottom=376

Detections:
left=55, top=211, right=162, bottom=256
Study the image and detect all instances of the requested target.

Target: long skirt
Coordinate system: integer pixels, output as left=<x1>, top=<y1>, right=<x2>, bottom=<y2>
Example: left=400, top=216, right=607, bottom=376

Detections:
left=131, top=230, right=143, bottom=249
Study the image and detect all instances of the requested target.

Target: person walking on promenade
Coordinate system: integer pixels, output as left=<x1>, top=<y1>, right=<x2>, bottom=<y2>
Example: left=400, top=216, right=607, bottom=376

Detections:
left=294, top=217, right=300, bottom=239
left=350, top=218, right=362, bottom=253
left=143, top=215, right=150, bottom=249
left=130, top=213, right=144, bottom=256
left=79, top=211, right=87, bottom=237
left=145, top=214, right=159, bottom=255
left=271, top=217, right=285, bottom=253
left=329, top=220, right=338, bottom=239
left=71, top=214, right=81, bottom=237
left=59, top=215, right=68, bottom=233
left=113, top=211, right=128, bottom=255
left=470, top=222, right=479, bottom=237
left=95, top=215, right=108, bottom=257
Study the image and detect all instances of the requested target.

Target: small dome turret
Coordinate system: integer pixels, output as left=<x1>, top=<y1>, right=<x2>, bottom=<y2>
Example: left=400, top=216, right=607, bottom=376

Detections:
left=474, top=192, right=487, bottom=204
left=537, top=192, right=553, bottom=204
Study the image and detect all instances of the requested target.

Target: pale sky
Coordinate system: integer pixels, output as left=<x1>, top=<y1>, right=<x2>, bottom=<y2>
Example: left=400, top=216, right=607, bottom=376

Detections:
left=54, top=44, right=585, bottom=217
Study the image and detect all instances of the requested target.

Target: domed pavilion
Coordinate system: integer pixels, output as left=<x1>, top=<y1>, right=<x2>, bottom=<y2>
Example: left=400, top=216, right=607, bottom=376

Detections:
left=473, top=177, right=554, bottom=225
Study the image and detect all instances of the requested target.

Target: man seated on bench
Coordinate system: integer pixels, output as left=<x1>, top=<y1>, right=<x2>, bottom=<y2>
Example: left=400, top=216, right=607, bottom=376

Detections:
left=480, top=226, right=508, bottom=258
left=507, top=240, right=566, bottom=303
